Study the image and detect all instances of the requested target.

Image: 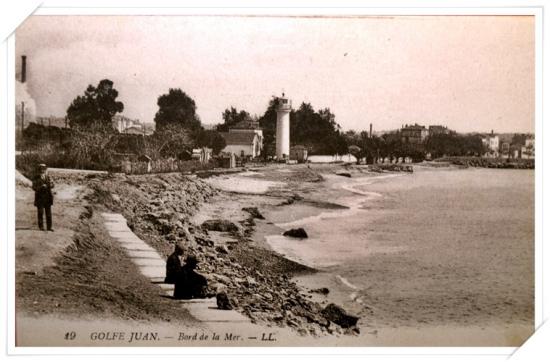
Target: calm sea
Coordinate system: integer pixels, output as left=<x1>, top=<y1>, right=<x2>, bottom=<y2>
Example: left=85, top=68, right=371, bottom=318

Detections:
left=266, top=167, right=534, bottom=326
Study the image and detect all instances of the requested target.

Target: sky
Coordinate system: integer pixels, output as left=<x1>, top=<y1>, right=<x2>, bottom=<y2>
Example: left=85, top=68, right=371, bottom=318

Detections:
left=15, top=15, right=535, bottom=133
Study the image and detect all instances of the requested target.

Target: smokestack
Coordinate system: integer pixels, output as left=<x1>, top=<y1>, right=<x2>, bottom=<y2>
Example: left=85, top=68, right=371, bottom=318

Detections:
left=21, top=55, right=27, bottom=83
left=369, top=123, right=373, bottom=138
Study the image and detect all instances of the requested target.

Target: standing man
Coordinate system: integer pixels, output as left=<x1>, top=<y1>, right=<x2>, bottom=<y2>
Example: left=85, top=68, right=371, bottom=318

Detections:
left=32, top=164, right=54, bottom=232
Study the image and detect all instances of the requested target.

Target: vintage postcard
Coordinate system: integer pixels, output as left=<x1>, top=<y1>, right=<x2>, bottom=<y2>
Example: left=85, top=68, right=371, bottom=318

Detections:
left=9, top=7, right=539, bottom=350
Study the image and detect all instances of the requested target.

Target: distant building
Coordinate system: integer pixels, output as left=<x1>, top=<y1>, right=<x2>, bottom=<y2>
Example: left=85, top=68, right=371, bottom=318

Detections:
left=290, top=145, right=308, bottom=163
left=219, top=118, right=264, bottom=158
left=400, top=124, right=428, bottom=144
left=500, top=142, right=511, bottom=157
left=112, top=115, right=137, bottom=132
left=192, top=147, right=213, bottom=164
left=217, top=152, right=237, bottom=168
left=521, top=136, right=535, bottom=159
left=428, top=125, right=450, bottom=136
left=220, top=132, right=262, bottom=158
left=482, top=131, right=500, bottom=157
left=509, top=144, right=522, bottom=159
left=228, top=119, right=263, bottom=151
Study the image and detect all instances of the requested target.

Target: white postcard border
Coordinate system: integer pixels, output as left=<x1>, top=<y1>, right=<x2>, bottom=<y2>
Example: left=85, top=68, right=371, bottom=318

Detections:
left=1, top=0, right=547, bottom=360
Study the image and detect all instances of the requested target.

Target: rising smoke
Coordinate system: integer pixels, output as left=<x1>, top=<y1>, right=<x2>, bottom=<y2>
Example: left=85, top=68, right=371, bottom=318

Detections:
left=15, top=55, right=36, bottom=128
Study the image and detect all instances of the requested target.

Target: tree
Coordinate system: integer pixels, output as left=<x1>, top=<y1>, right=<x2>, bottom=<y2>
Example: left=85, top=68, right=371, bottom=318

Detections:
left=348, top=145, right=362, bottom=164
left=149, top=123, right=194, bottom=159
left=194, top=129, right=227, bottom=155
left=154, top=88, right=201, bottom=132
left=217, top=107, right=253, bottom=132
left=22, top=123, right=68, bottom=149
left=425, top=133, right=484, bottom=158
left=66, top=122, right=117, bottom=169
left=511, top=133, right=527, bottom=146
left=66, top=79, right=124, bottom=130
left=258, top=97, right=280, bottom=158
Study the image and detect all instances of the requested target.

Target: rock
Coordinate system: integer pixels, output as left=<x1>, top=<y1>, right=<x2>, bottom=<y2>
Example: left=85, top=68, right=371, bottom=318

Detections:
left=201, top=219, right=239, bottom=233
left=204, top=252, right=217, bottom=260
left=156, top=219, right=174, bottom=235
left=216, top=291, right=233, bottom=310
left=215, top=245, right=229, bottom=254
left=195, top=237, right=214, bottom=247
left=252, top=293, right=263, bottom=301
left=212, top=273, right=232, bottom=285
left=321, top=303, right=359, bottom=328
left=180, top=226, right=196, bottom=245
left=283, top=228, right=308, bottom=238
left=310, top=287, right=330, bottom=295
left=245, top=276, right=257, bottom=287
left=242, top=207, right=265, bottom=219
left=344, top=326, right=361, bottom=335
left=336, top=172, right=352, bottom=178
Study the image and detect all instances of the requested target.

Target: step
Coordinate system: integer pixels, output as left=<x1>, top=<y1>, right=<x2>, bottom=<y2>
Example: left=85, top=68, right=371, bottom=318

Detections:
left=132, top=258, right=166, bottom=267
left=119, top=243, right=157, bottom=252
left=158, top=283, right=175, bottom=293
left=178, top=298, right=250, bottom=323
left=126, top=250, right=163, bottom=259
left=109, top=231, right=140, bottom=240
left=138, top=265, right=166, bottom=279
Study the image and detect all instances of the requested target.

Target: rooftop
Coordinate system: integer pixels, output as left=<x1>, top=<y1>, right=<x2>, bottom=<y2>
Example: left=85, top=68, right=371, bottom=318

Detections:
left=220, top=132, right=257, bottom=145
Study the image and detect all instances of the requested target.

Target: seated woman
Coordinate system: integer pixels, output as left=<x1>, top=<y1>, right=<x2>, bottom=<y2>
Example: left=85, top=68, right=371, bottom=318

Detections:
left=174, top=255, right=208, bottom=300
left=164, top=244, right=184, bottom=284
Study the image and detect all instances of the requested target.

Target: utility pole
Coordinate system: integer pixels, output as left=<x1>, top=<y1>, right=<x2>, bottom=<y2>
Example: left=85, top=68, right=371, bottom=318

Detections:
left=21, top=101, right=25, bottom=130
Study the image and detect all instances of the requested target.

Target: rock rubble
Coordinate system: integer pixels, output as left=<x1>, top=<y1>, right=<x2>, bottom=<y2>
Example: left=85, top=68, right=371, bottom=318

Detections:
left=89, top=172, right=360, bottom=336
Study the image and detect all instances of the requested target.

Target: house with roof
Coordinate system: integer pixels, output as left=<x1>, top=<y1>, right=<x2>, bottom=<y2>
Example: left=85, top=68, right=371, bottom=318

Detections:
left=220, top=131, right=262, bottom=158
left=482, top=131, right=500, bottom=157
left=219, top=119, right=263, bottom=158
left=400, top=123, right=429, bottom=144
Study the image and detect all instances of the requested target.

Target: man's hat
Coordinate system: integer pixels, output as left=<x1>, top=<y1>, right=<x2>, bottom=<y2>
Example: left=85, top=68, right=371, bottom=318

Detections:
left=38, top=163, right=47, bottom=169
left=174, top=242, right=184, bottom=253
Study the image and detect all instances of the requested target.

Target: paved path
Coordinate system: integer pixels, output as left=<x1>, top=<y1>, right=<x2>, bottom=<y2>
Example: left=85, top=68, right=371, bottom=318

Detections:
left=101, top=212, right=250, bottom=324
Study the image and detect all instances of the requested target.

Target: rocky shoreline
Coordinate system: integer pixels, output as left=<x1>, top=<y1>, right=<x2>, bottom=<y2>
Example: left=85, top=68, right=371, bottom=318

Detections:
left=87, top=171, right=360, bottom=336
left=435, top=157, right=534, bottom=169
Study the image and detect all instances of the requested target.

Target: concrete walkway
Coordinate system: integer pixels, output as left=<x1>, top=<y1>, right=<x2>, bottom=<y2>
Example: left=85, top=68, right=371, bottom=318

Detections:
left=101, top=212, right=250, bottom=324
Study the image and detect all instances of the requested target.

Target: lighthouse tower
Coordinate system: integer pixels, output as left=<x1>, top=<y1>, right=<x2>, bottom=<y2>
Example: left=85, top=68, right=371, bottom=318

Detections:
left=276, top=93, right=291, bottom=160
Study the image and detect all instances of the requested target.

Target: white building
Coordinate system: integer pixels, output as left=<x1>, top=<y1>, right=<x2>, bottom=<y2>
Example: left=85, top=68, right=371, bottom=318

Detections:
left=228, top=120, right=263, bottom=153
left=219, top=118, right=264, bottom=158
left=482, top=132, right=500, bottom=157
left=521, top=137, right=535, bottom=159
left=112, top=115, right=143, bottom=133
left=220, top=132, right=262, bottom=158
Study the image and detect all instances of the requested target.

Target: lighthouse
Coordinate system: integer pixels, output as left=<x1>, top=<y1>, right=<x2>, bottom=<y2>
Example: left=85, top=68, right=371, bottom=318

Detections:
left=276, top=93, right=291, bottom=160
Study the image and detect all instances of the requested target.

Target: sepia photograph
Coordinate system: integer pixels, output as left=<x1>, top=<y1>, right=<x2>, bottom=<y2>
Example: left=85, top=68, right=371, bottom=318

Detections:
left=11, top=10, right=536, bottom=348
